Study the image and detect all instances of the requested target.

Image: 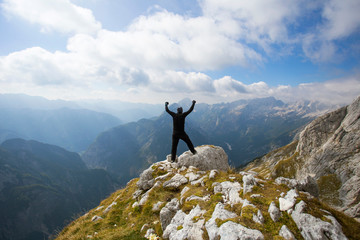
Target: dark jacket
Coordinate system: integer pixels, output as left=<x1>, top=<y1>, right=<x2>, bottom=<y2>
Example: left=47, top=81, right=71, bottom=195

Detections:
left=165, top=102, right=195, bottom=134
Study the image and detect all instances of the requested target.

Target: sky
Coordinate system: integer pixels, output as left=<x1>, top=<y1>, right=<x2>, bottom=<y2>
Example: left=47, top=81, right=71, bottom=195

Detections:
left=0, top=0, right=360, bottom=105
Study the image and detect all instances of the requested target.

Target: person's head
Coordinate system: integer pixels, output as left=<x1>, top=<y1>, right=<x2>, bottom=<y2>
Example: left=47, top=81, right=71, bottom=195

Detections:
left=177, top=107, right=183, bottom=114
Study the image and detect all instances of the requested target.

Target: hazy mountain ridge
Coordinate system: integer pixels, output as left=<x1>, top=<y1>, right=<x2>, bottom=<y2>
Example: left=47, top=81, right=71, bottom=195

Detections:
left=0, top=93, right=163, bottom=123
left=0, top=139, right=118, bottom=240
left=0, top=107, right=122, bottom=152
left=82, top=97, right=337, bottom=185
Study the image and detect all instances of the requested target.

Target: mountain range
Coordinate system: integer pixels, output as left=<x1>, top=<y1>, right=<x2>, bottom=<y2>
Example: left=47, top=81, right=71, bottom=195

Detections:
left=0, top=93, right=163, bottom=124
left=0, top=94, right=346, bottom=239
left=82, top=97, right=337, bottom=185
left=0, top=138, right=118, bottom=240
left=55, top=95, right=360, bottom=239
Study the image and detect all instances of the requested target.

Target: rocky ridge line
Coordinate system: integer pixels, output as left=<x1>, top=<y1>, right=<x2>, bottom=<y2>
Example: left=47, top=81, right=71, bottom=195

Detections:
left=245, top=95, right=360, bottom=221
left=56, top=145, right=359, bottom=240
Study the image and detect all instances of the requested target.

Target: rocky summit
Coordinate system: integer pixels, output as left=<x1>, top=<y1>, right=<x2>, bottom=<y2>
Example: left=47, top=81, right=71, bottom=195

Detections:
left=56, top=145, right=360, bottom=240
left=245, top=95, right=360, bottom=222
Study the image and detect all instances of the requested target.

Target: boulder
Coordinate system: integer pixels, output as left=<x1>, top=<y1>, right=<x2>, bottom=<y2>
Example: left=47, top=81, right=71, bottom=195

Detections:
left=137, top=168, right=155, bottom=191
left=163, top=174, right=188, bottom=190
left=279, top=189, right=298, bottom=211
left=213, top=181, right=242, bottom=205
left=209, top=170, right=218, bottom=179
left=291, top=201, right=348, bottom=240
left=160, top=198, right=180, bottom=231
left=205, top=202, right=238, bottom=240
left=252, top=209, right=264, bottom=225
left=243, top=174, right=257, bottom=194
left=178, top=145, right=229, bottom=171
left=206, top=202, right=263, bottom=240
left=268, top=201, right=281, bottom=222
left=217, top=221, right=264, bottom=240
left=163, top=205, right=206, bottom=240
left=279, top=225, right=295, bottom=240
left=275, top=176, right=319, bottom=197
left=297, top=175, right=319, bottom=197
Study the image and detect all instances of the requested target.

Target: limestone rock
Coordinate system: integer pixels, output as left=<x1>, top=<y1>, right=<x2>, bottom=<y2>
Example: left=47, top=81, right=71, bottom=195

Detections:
left=279, top=189, right=298, bottom=211
left=252, top=209, right=264, bottom=225
left=217, top=221, right=264, bottom=240
left=139, top=191, right=150, bottom=206
left=205, top=202, right=238, bottom=240
left=185, top=195, right=210, bottom=202
left=213, top=181, right=242, bottom=205
left=279, top=225, right=295, bottom=240
left=155, top=172, right=172, bottom=181
left=163, top=205, right=206, bottom=240
left=297, top=175, right=319, bottom=197
left=344, top=201, right=360, bottom=219
left=137, top=168, right=155, bottom=191
left=275, top=177, right=299, bottom=188
left=145, top=228, right=155, bottom=238
left=206, top=202, right=263, bottom=240
left=91, top=215, right=103, bottom=222
left=268, top=201, right=281, bottom=222
left=209, top=170, right=218, bottom=179
left=178, top=145, right=229, bottom=171
left=132, top=201, right=139, bottom=208
left=185, top=172, right=200, bottom=182
left=103, top=201, right=117, bottom=214
left=180, top=186, right=190, bottom=197
left=160, top=198, right=180, bottom=231
left=247, top=96, right=360, bottom=218
left=152, top=201, right=164, bottom=212
left=296, top=96, right=360, bottom=215
left=163, top=174, right=188, bottom=189
left=190, top=176, right=206, bottom=186
left=291, top=200, right=348, bottom=240
left=243, top=174, right=257, bottom=194
left=132, top=189, right=143, bottom=199
left=275, top=176, right=319, bottom=197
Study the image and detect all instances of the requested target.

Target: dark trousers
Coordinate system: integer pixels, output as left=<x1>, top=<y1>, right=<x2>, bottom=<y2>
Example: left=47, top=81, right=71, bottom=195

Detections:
left=171, top=132, right=195, bottom=161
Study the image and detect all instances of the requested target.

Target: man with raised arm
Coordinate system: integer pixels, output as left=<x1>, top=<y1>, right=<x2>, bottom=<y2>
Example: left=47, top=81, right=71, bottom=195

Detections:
left=165, top=100, right=197, bottom=162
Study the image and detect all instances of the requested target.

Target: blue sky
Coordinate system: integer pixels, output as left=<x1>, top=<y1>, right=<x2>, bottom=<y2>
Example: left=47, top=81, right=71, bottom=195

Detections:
left=0, top=0, right=359, bottom=104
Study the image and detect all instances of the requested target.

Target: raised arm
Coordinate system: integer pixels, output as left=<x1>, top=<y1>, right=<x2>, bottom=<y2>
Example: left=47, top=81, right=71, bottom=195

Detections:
left=184, top=100, right=196, bottom=116
left=165, top=102, right=175, bottom=116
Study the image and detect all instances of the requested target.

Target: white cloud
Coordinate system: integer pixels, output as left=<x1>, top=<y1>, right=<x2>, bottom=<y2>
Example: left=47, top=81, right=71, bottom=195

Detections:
left=271, top=76, right=360, bottom=105
left=201, top=0, right=303, bottom=52
left=90, top=10, right=262, bottom=71
left=0, top=0, right=359, bottom=105
left=321, top=0, right=360, bottom=40
left=301, top=0, right=360, bottom=62
left=302, top=34, right=337, bottom=63
left=1, top=0, right=101, bottom=35
left=0, top=47, right=71, bottom=85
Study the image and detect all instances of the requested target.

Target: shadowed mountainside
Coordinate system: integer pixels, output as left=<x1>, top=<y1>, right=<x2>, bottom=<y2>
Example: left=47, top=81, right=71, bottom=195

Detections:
left=0, top=139, right=118, bottom=240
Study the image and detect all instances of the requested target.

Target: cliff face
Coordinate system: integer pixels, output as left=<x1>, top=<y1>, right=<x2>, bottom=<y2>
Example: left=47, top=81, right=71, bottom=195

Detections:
left=56, top=145, right=360, bottom=240
left=245, top=96, right=360, bottom=220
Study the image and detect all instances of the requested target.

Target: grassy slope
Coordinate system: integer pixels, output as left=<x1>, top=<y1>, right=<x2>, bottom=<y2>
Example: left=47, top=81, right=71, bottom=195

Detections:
left=56, top=163, right=360, bottom=240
